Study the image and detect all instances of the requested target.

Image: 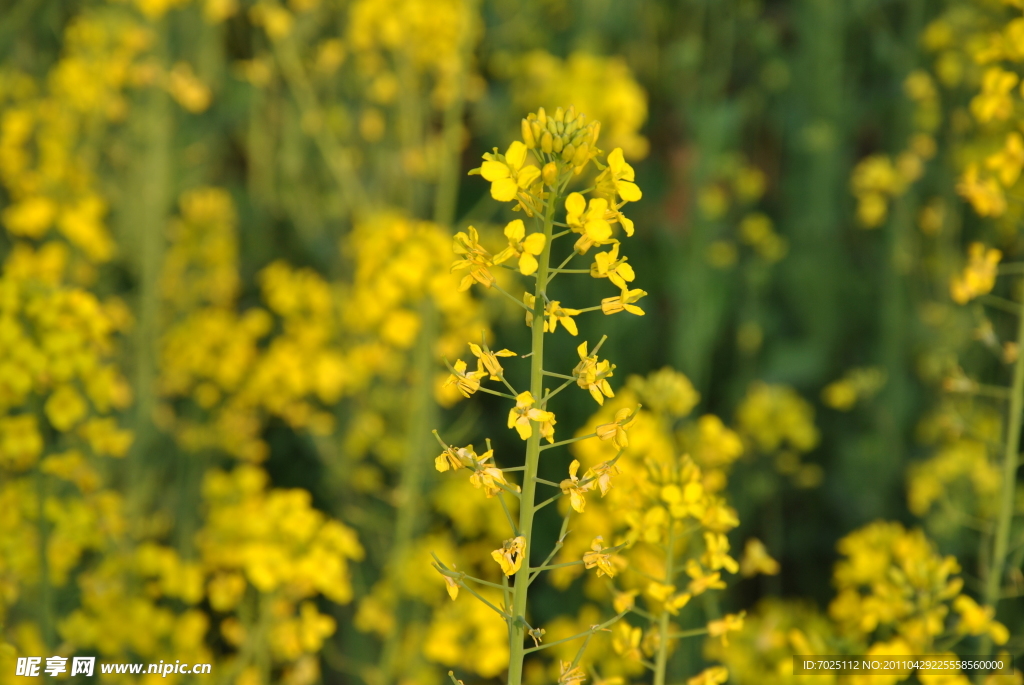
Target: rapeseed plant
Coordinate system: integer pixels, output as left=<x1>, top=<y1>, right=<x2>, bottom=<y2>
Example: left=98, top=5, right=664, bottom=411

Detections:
left=434, top=106, right=646, bottom=685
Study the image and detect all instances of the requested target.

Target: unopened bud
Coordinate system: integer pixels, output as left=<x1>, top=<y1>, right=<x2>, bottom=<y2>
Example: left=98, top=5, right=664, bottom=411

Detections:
left=521, top=119, right=536, bottom=148
left=572, top=142, right=589, bottom=167
left=543, top=161, right=558, bottom=186
left=553, top=135, right=564, bottom=153
left=540, top=131, right=553, bottom=154
left=554, top=106, right=565, bottom=123
left=536, top=107, right=547, bottom=127
left=561, top=143, right=575, bottom=162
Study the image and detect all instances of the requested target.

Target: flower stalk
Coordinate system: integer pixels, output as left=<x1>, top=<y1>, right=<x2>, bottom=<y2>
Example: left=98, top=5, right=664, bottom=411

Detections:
left=980, top=284, right=1024, bottom=655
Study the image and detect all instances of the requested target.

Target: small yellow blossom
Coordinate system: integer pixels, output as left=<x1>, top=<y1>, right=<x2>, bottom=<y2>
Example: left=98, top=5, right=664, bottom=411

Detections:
left=438, top=564, right=460, bottom=601
left=566, top=193, right=615, bottom=254
left=493, top=219, right=547, bottom=275
left=44, top=385, right=89, bottom=432
left=647, top=581, right=691, bottom=615
left=611, top=621, right=643, bottom=661
left=986, top=132, right=1024, bottom=187
left=595, top=407, right=637, bottom=449
left=950, top=243, right=1001, bottom=305
left=469, top=343, right=515, bottom=381
left=970, top=67, right=1018, bottom=122
left=507, top=391, right=556, bottom=442
left=435, top=443, right=491, bottom=473
left=601, top=148, right=642, bottom=203
left=954, top=595, right=1009, bottom=645
left=558, top=661, right=587, bottom=685
left=477, top=141, right=541, bottom=203
left=451, top=226, right=495, bottom=290
left=546, top=301, right=582, bottom=336
left=560, top=459, right=594, bottom=513
left=739, top=538, right=780, bottom=577
left=435, top=445, right=466, bottom=472
left=707, top=611, right=745, bottom=646
left=591, top=243, right=635, bottom=290
left=702, top=532, right=739, bottom=574
left=686, top=560, right=726, bottom=596
left=688, top=666, right=729, bottom=685
left=444, top=359, right=487, bottom=397
left=958, top=164, right=1007, bottom=218
left=574, top=341, right=615, bottom=405
left=601, top=288, right=647, bottom=316
left=468, top=466, right=516, bottom=498
left=586, top=459, right=619, bottom=496
left=613, top=589, right=638, bottom=613
left=491, top=536, right=527, bottom=576
left=523, top=293, right=582, bottom=336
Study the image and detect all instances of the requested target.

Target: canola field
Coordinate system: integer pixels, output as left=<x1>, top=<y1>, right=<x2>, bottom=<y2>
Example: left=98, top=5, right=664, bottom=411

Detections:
left=0, top=1, right=1023, bottom=684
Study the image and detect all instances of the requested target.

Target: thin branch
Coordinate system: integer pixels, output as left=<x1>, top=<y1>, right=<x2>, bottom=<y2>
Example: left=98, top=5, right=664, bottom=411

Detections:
left=979, top=294, right=1023, bottom=315
left=533, top=492, right=563, bottom=513
left=522, top=611, right=628, bottom=654
left=543, top=376, right=578, bottom=405
left=493, top=282, right=532, bottom=312
left=540, top=432, right=598, bottom=452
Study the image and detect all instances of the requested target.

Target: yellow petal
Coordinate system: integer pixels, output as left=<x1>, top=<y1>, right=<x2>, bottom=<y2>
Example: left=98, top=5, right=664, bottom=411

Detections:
left=523, top=232, right=546, bottom=255
left=480, top=160, right=511, bottom=181
left=504, top=219, right=525, bottom=241
left=617, top=180, right=642, bottom=202
left=565, top=192, right=586, bottom=218
left=518, top=165, right=541, bottom=188
left=585, top=219, right=612, bottom=242
left=491, top=177, right=519, bottom=202
left=506, top=140, right=528, bottom=169
left=620, top=213, right=635, bottom=236
left=519, top=252, right=539, bottom=276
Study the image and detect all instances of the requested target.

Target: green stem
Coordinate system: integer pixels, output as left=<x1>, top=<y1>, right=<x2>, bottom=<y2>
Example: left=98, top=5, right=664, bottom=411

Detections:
left=36, top=469, right=53, bottom=653
left=539, top=432, right=596, bottom=451
left=127, top=19, right=171, bottom=519
left=378, top=301, right=438, bottom=685
left=980, top=290, right=1024, bottom=657
left=506, top=176, right=558, bottom=685
left=433, top=0, right=476, bottom=226
left=654, top=523, right=675, bottom=685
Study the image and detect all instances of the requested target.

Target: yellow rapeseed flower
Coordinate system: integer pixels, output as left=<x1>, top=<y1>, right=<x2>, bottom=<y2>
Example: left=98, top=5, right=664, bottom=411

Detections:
left=507, top=391, right=556, bottom=442
left=739, top=538, right=780, bottom=577
left=590, top=243, right=635, bottom=290
left=601, top=288, right=647, bottom=316
left=444, top=359, right=487, bottom=397
left=477, top=141, right=541, bottom=203
left=451, top=226, right=495, bottom=290
left=595, top=407, right=637, bottom=449
left=468, top=342, right=515, bottom=381
left=950, top=242, right=1001, bottom=304
left=491, top=535, right=527, bottom=576
left=566, top=193, right=615, bottom=254
left=687, top=666, right=729, bottom=685
left=574, top=341, right=615, bottom=405
left=493, top=219, right=547, bottom=276
left=702, top=532, right=739, bottom=574
left=707, top=611, right=745, bottom=646
left=582, top=536, right=618, bottom=577
left=560, top=459, right=594, bottom=513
